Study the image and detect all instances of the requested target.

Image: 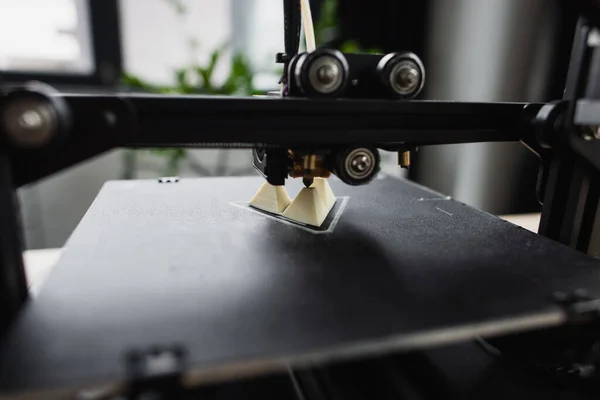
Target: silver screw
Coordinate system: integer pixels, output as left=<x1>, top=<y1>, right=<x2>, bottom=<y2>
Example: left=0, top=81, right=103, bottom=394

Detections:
left=308, top=55, right=343, bottom=94
left=390, top=62, right=421, bottom=96
left=395, top=67, right=419, bottom=88
left=351, top=155, right=371, bottom=173
left=316, top=63, right=339, bottom=86
left=2, top=98, right=57, bottom=148
left=18, top=110, right=44, bottom=130
left=345, top=148, right=376, bottom=180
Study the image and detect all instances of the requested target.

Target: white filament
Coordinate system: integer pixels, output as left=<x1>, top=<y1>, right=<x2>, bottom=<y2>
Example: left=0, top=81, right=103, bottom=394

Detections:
left=300, top=0, right=316, bottom=52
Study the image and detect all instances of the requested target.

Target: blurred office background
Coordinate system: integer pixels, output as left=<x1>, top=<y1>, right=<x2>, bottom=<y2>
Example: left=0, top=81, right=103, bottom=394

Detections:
left=0, top=0, right=576, bottom=248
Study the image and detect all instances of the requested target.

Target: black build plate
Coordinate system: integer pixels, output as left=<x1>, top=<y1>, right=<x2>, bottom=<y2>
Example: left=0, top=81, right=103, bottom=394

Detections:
left=1, top=175, right=600, bottom=396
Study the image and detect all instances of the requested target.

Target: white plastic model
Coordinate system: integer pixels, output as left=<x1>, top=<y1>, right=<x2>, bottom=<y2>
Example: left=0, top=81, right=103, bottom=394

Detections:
left=250, top=178, right=336, bottom=227
left=311, top=178, right=336, bottom=210
left=249, top=182, right=292, bottom=214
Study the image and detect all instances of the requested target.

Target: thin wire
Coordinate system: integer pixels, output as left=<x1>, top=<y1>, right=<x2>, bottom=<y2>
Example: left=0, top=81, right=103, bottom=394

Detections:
left=281, top=0, right=315, bottom=94
left=300, top=0, right=316, bottom=52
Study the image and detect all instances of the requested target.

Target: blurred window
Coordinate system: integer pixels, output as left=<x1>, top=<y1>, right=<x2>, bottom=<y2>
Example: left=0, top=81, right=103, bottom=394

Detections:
left=232, top=0, right=284, bottom=90
left=0, top=0, right=94, bottom=74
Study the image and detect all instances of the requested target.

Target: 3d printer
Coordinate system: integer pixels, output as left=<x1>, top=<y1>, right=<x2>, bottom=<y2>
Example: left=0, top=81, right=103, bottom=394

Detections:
left=2, top=0, right=600, bottom=399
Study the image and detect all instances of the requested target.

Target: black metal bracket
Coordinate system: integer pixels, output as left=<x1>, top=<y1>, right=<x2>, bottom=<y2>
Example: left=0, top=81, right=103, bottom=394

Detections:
left=252, top=148, right=290, bottom=186
left=0, top=87, right=540, bottom=188
left=533, top=18, right=600, bottom=254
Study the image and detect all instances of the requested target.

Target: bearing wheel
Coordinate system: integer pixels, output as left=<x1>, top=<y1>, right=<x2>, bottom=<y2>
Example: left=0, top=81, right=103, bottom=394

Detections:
left=377, top=52, right=425, bottom=99
left=333, top=147, right=380, bottom=186
left=294, top=49, right=349, bottom=97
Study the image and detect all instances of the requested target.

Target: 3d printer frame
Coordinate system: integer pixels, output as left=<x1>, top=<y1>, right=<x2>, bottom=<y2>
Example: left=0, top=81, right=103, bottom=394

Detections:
left=1, top=2, right=600, bottom=395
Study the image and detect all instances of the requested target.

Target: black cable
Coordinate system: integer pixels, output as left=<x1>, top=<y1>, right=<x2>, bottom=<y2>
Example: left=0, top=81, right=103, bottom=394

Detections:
left=281, top=0, right=302, bottom=84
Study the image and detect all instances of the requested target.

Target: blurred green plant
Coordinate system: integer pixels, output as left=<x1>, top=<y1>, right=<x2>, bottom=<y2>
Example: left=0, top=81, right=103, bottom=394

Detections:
left=122, top=49, right=255, bottom=96
left=314, top=0, right=339, bottom=44
left=120, top=0, right=259, bottom=178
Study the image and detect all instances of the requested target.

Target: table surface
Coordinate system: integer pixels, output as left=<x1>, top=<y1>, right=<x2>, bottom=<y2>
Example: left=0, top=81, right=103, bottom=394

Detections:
left=6, top=176, right=590, bottom=397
